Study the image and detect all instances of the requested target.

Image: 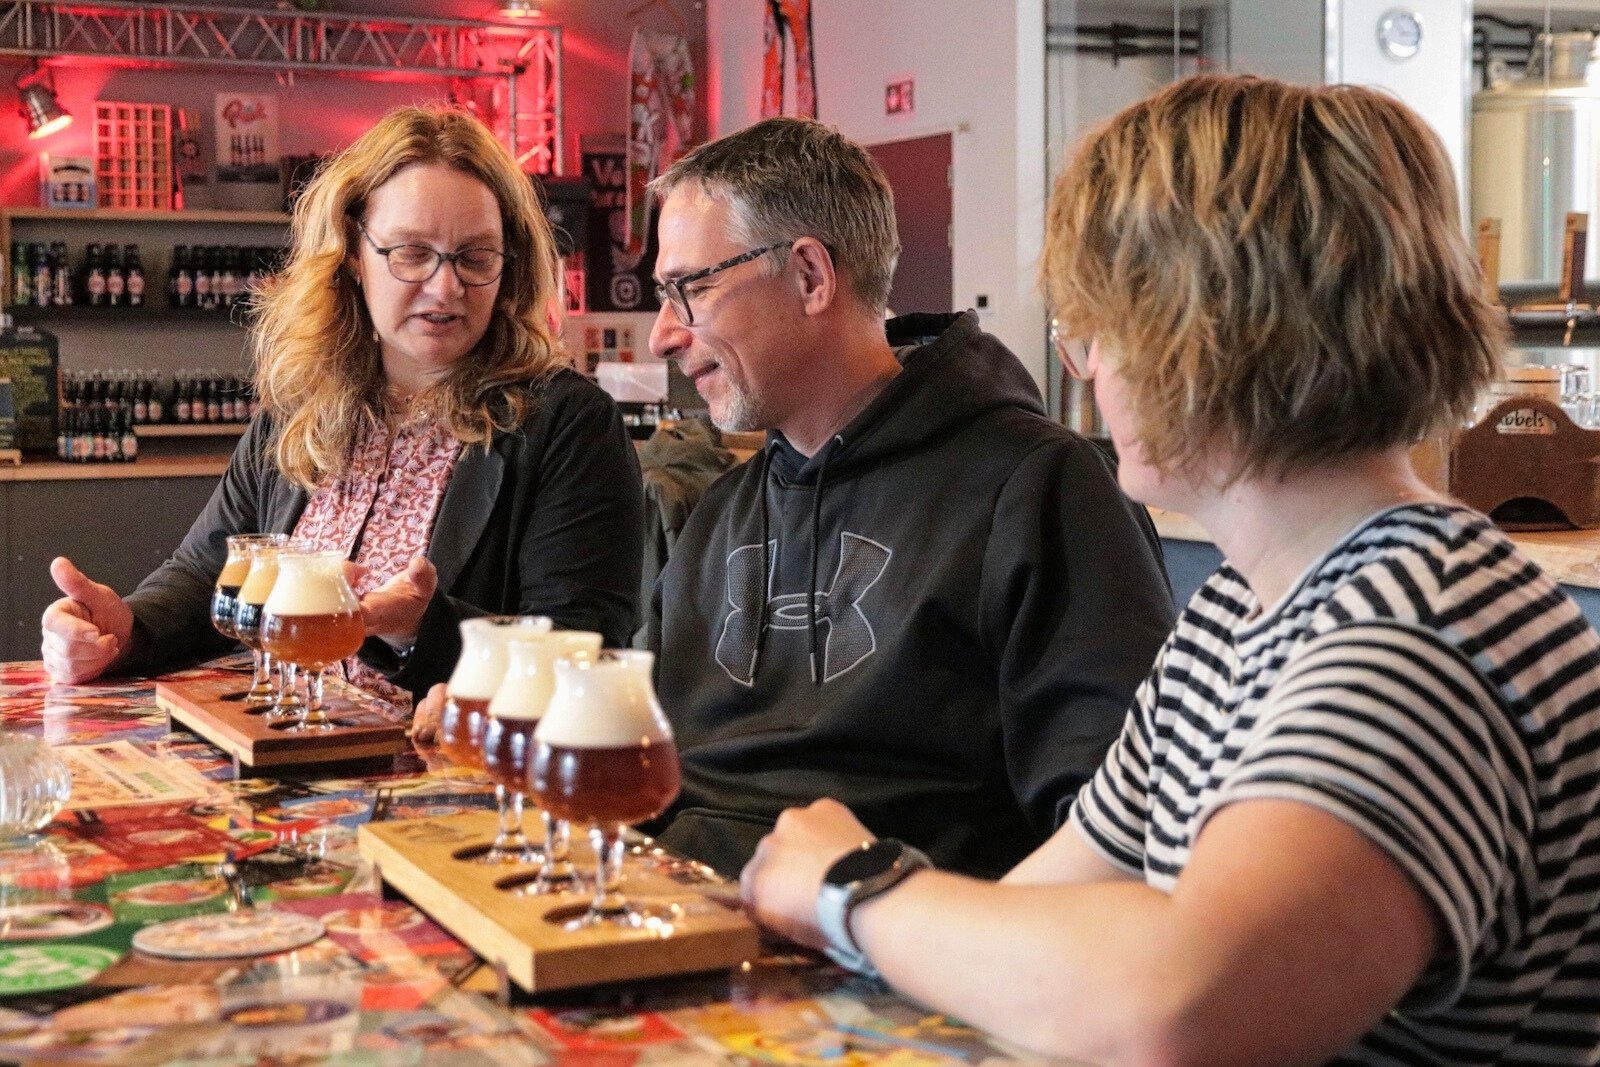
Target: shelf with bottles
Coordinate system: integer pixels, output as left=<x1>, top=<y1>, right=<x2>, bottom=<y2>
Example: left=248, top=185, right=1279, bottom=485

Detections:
left=7, top=240, right=284, bottom=317
left=62, top=370, right=258, bottom=430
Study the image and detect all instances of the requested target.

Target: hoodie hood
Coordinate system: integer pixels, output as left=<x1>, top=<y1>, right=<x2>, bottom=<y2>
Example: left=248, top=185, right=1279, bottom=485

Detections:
left=765, top=310, right=1046, bottom=483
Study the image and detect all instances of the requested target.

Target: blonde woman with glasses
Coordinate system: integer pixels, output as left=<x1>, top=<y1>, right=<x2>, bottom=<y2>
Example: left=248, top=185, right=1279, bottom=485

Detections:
left=42, top=106, right=643, bottom=709
left=741, top=75, right=1600, bottom=1065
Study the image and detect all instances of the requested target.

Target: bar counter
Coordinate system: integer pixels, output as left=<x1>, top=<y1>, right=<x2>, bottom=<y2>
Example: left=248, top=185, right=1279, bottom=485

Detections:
left=1149, top=508, right=1600, bottom=616
left=0, top=661, right=1035, bottom=1065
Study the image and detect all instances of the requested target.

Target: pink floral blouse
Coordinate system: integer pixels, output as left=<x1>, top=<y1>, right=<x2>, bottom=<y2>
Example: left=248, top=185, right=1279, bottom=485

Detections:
left=293, top=408, right=461, bottom=704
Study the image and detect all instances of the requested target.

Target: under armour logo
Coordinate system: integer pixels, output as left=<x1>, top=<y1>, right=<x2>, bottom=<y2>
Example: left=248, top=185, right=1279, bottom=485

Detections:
left=715, top=532, right=892, bottom=686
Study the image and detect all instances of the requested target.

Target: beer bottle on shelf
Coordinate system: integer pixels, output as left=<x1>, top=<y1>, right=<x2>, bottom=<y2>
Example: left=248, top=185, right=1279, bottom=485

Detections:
left=105, top=245, right=125, bottom=307
left=30, top=243, right=50, bottom=308
left=50, top=242, right=72, bottom=307
left=172, top=245, right=193, bottom=308
left=55, top=408, right=68, bottom=461
left=219, top=247, right=238, bottom=308
left=205, top=373, right=221, bottom=423
left=85, top=244, right=106, bottom=306
left=11, top=242, right=29, bottom=306
left=148, top=375, right=165, bottom=424
left=124, top=245, right=144, bottom=308
left=132, top=374, right=148, bottom=423
left=208, top=248, right=224, bottom=310
left=194, top=248, right=213, bottom=309
left=174, top=372, right=190, bottom=423
left=119, top=408, right=137, bottom=463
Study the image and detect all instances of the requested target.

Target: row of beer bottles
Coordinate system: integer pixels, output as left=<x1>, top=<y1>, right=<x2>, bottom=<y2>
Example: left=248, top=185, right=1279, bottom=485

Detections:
left=171, top=246, right=279, bottom=310
left=57, top=407, right=137, bottom=464
left=8, top=241, right=145, bottom=309
left=62, top=369, right=257, bottom=425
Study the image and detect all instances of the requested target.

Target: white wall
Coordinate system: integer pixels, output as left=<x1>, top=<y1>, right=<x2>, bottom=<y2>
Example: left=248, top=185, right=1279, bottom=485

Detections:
left=706, top=0, right=1051, bottom=391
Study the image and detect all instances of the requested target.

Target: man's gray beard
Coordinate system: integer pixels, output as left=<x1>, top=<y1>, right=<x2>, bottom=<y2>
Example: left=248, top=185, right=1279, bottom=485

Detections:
left=711, top=381, right=764, bottom=434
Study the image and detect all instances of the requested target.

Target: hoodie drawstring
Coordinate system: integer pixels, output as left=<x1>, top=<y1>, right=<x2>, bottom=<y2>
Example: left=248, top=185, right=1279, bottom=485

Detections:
left=751, top=442, right=776, bottom=679
left=807, top=436, right=840, bottom=685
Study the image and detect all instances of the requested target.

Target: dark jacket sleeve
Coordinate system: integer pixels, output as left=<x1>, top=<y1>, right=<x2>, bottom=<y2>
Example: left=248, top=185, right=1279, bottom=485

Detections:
left=979, top=435, right=1175, bottom=834
left=118, top=416, right=273, bottom=675
left=379, top=378, right=645, bottom=695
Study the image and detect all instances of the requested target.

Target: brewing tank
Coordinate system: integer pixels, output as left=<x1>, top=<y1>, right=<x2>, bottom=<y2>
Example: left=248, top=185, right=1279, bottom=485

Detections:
left=1472, top=32, right=1600, bottom=285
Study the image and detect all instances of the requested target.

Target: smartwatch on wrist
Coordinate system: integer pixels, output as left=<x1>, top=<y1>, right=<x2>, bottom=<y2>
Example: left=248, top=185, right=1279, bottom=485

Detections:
left=815, top=838, right=931, bottom=978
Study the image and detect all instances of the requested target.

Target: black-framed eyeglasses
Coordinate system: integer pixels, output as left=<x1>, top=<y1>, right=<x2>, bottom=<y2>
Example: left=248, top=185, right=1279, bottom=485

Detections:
left=1049, top=318, right=1092, bottom=380
left=655, top=241, right=794, bottom=326
left=356, top=223, right=512, bottom=287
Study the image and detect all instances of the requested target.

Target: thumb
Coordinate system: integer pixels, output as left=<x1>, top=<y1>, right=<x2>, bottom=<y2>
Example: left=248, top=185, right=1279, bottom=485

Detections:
left=405, top=557, right=437, bottom=595
left=50, top=557, right=115, bottom=608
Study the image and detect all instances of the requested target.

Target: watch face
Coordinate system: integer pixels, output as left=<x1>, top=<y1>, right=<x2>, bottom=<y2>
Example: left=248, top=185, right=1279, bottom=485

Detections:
left=827, top=840, right=902, bottom=884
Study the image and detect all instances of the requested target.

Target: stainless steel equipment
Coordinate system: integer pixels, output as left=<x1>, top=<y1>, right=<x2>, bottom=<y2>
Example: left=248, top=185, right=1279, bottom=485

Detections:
left=1472, top=31, right=1600, bottom=285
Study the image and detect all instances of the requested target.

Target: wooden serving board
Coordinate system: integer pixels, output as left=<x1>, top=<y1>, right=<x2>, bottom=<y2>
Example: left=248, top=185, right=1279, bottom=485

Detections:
left=156, top=673, right=410, bottom=768
left=358, top=811, right=760, bottom=993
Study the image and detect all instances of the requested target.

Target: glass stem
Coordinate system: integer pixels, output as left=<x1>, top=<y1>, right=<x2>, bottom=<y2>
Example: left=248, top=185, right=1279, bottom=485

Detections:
left=491, top=785, right=529, bottom=853
left=587, top=823, right=627, bottom=917
left=301, top=666, right=326, bottom=728
left=538, top=811, right=574, bottom=882
left=246, top=648, right=272, bottom=700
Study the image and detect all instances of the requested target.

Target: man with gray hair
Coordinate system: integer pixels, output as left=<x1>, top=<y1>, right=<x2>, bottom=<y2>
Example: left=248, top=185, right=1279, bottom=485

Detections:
left=644, top=117, right=1174, bottom=878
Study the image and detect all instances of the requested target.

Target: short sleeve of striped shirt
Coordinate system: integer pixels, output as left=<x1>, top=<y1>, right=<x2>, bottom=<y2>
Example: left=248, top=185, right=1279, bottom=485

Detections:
left=1071, top=669, right=1160, bottom=877
left=1195, top=621, right=1520, bottom=1010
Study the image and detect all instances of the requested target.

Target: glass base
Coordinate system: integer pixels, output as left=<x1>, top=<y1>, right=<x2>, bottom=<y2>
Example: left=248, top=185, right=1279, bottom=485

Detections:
left=472, top=845, right=541, bottom=866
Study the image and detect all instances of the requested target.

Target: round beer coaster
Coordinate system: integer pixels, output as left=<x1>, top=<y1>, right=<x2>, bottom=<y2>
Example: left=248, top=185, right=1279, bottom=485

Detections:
left=0, top=944, right=122, bottom=995
left=132, top=910, right=326, bottom=960
left=0, top=902, right=114, bottom=941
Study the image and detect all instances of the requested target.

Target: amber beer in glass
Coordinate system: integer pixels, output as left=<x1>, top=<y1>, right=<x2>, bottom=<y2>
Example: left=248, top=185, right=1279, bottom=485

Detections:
left=232, top=544, right=284, bottom=705
left=483, top=630, right=601, bottom=875
left=531, top=650, right=680, bottom=928
left=438, top=616, right=550, bottom=774
left=260, top=549, right=364, bottom=732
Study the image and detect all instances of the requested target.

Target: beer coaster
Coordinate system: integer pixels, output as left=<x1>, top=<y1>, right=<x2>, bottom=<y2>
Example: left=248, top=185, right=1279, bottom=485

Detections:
left=132, top=910, right=326, bottom=960
left=0, top=944, right=121, bottom=994
left=0, top=902, right=114, bottom=941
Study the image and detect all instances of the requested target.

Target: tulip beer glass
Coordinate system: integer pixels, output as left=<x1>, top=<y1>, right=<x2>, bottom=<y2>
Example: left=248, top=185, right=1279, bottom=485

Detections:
left=531, top=650, right=680, bottom=928
left=260, top=549, right=364, bottom=732
left=483, top=630, right=602, bottom=877
left=231, top=544, right=286, bottom=706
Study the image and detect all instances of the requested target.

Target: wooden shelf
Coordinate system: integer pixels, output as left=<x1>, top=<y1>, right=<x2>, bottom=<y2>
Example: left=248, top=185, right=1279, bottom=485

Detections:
left=2, top=207, right=289, bottom=225
left=6, top=305, right=250, bottom=325
left=136, top=423, right=246, bottom=438
left=0, top=456, right=228, bottom=482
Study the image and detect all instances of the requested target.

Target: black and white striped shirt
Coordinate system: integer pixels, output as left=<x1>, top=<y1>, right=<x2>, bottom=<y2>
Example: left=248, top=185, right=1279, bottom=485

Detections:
left=1073, top=503, right=1600, bottom=1064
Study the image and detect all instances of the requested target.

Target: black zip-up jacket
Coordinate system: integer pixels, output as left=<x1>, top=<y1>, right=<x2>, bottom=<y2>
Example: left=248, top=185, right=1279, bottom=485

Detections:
left=647, top=311, right=1175, bottom=877
left=117, top=368, right=644, bottom=701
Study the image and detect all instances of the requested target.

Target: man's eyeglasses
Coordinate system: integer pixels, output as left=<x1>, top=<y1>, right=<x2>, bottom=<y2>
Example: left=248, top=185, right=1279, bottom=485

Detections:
left=357, top=224, right=511, bottom=287
left=655, top=241, right=794, bottom=326
left=1049, top=318, right=1092, bottom=380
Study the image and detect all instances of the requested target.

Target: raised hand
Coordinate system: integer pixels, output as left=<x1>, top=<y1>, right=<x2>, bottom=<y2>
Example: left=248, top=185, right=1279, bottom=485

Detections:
left=40, top=556, right=135, bottom=683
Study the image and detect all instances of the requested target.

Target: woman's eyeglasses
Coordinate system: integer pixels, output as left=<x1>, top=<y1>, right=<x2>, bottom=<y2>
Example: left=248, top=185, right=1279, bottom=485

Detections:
left=357, top=224, right=511, bottom=287
left=1049, top=318, right=1092, bottom=380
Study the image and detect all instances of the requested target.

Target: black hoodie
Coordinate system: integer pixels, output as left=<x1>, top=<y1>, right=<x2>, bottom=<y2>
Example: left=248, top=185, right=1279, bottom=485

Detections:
left=648, top=311, right=1175, bottom=877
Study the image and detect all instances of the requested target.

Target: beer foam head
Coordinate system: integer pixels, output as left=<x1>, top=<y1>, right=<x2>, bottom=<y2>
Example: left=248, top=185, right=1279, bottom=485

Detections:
left=448, top=617, right=547, bottom=700
left=262, top=552, right=358, bottom=616
left=534, top=652, right=672, bottom=748
left=237, top=556, right=280, bottom=604
left=217, top=557, right=252, bottom=586
left=489, top=630, right=603, bottom=720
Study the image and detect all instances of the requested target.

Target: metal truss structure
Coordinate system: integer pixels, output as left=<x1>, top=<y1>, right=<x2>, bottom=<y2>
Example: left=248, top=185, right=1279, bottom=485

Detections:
left=0, top=0, right=563, bottom=171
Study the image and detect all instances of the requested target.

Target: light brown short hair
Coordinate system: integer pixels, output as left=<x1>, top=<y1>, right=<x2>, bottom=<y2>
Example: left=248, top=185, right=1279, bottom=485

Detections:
left=650, top=117, right=900, bottom=317
left=1043, top=74, right=1505, bottom=482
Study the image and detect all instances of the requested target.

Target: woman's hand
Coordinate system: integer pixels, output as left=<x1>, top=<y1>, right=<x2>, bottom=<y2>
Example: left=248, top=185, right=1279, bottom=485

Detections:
left=348, top=556, right=438, bottom=647
left=412, top=682, right=447, bottom=743
left=740, top=798, right=876, bottom=951
left=40, top=557, right=134, bottom=683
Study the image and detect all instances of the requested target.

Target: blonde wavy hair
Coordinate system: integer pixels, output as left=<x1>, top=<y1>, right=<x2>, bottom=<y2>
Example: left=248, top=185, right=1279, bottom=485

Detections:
left=1043, top=74, right=1505, bottom=483
left=252, top=105, right=563, bottom=489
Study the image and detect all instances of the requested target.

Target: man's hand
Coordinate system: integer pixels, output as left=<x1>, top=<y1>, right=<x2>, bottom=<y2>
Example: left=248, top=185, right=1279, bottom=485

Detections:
left=740, top=798, right=876, bottom=951
left=412, top=682, right=447, bottom=743
left=348, top=556, right=437, bottom=647
left=40, top=556, right=135, bottom=683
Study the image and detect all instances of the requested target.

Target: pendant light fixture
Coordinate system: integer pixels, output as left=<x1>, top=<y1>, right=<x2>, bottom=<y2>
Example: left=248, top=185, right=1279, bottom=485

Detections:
left=15, top=66, right=71, bottom=139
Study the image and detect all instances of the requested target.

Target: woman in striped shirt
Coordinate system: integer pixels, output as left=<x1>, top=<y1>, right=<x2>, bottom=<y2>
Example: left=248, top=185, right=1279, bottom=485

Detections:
left=741, top=74, right=1600, bottom=1065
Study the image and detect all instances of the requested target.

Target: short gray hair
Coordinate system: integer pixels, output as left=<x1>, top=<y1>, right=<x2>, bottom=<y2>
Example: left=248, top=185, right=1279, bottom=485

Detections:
left=649, top=118, right=900, bottom=316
